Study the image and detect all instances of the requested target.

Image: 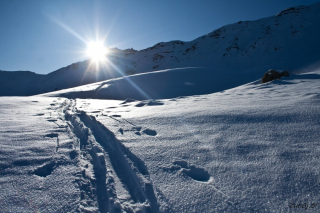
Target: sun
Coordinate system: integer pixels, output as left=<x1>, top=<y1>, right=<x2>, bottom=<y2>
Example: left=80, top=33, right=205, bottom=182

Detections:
left=86, top=41, right=108, bottom=62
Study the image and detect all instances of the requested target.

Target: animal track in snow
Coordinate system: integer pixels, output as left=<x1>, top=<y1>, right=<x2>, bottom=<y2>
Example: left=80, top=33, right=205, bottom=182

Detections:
left=135, top=100, right=164, bottom=107
left=47, top=119, right=58, bottom=122
left=121, top=98, right=136, bottom=104
left=45, top=133, right=58, bottom=138
left=118, top=128, right=124, bottom=135
left=111, top=114, right=121, bottom=117
left=172, top=160, right=210, bottom=182
left=33, top=161, right=57, bottom=177
left=146, top=100, right=164, bottom=106
left=135, top=102, right=146, bottom=107
left=33, top=113, right=45, bottom=116
left=142, top=128, right=157, bottom=136
left=108, top=113, right=158, bottom=137
left=69, top=150, right=78, bottom=159
left=116, top=122, right=157, bottom=137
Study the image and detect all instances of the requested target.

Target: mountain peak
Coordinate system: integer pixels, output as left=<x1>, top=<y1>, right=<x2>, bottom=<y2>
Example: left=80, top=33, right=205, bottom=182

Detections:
left=2, top=2, right=320, bottom=96
left=276, top=5, right=310, bottom=16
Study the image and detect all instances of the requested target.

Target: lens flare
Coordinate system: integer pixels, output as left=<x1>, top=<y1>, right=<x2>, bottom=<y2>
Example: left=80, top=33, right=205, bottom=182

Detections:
left=86, top=41, right=108, bottom=62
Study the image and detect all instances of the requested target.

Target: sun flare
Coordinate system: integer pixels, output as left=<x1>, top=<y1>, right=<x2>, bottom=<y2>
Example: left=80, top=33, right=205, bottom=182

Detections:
left=86, top=41, right=108, bottom=62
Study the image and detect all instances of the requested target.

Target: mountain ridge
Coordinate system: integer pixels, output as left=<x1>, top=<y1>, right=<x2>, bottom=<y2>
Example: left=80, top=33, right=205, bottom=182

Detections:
left=1, top=2, right=320, bottom=96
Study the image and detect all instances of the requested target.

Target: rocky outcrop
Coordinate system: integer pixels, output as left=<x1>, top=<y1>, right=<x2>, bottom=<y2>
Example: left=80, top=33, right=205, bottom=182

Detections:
left=261, top=69, right=289, bottom=83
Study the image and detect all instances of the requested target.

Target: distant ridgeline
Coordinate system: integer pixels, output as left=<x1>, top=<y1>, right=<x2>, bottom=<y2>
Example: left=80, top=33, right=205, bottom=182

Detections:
left=1, top=2, right=320, bottom=96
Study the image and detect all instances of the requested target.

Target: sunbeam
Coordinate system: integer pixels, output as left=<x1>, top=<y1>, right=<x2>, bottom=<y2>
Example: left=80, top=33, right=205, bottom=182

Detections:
left=47, top=15, right=87, bottom=44
left=46, top=12, right=152, bottom=100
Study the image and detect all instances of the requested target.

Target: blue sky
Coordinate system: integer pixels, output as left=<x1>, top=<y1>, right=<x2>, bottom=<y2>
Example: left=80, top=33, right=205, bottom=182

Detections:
left=0, top=0, right=319, bottom=74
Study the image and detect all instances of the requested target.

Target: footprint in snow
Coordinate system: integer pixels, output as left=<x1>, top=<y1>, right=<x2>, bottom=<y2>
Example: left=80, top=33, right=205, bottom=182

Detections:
left=33, top=161, right=57, bottom=177
left=121, top=98, right=136, bottom=104
left=118, top=128, right=124, bottom=135
left=135, top=102, right=146, bottom=107
left=146, top=100, right=164, bottom=106
left=45, top=133, right=59, bottom=138
left=90, top=111, right=101, bottom=113
left=33, top=113, right=45, bottom=116
left=142, top=128, right=157, bottom=136
left=135, top=100, right=164, bottom=107
left=131, top=126, right=142, bottom=135
left=69, top=150, right=78, bottom=160
left=47, top=119, right=58, bottom=122
left=171, top=160, right=210, bottom=182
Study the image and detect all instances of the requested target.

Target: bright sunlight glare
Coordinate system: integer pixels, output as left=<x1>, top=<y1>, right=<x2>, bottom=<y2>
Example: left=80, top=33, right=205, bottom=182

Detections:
left=86, top=41, right=108, bottom=62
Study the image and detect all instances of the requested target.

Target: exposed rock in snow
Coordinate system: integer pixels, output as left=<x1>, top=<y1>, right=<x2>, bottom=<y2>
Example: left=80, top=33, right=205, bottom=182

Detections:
left=261, top=69, right=289, bottom=83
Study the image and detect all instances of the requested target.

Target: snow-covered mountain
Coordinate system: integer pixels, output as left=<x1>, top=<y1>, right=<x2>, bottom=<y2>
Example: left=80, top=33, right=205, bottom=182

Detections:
left=2, top=3, right=320, bottom=213
left=1, top=2, right=320, bottom=96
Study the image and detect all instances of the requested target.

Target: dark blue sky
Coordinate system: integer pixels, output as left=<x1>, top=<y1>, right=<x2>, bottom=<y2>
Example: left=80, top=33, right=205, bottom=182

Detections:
left=1, top=0, right=319, bottom=74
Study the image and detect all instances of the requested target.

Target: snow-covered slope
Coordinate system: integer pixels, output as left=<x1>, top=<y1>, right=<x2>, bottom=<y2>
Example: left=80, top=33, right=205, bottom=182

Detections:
left=40, top=67, right=262, bottom=100
left=1, top=70, right=320, bottom=212
left=2, top=2, right=320, bottom=96
left=2, top=3, right=320, bottom=212
left=0, top=71, right=44, bottom=96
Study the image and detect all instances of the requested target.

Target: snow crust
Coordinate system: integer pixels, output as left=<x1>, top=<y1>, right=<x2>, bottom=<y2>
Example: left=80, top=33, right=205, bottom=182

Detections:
left=2, top=70, right=320, bottom=212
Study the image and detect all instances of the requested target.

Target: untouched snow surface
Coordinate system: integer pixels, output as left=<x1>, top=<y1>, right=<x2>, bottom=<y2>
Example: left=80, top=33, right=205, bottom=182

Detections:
left=1, top=70, right=320, bottom=212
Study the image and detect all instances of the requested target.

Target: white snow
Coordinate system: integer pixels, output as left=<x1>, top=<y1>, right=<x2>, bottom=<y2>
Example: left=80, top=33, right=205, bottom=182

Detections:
left=1, top=2, right=320, bottom=213
left=1, top=69, right=320, bottom=212
left=1, top=2, right=320, bottom=96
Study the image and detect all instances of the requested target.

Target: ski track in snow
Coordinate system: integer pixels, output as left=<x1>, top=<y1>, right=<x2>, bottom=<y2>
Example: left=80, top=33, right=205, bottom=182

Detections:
left=57, top=99, right=161, bottom=212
